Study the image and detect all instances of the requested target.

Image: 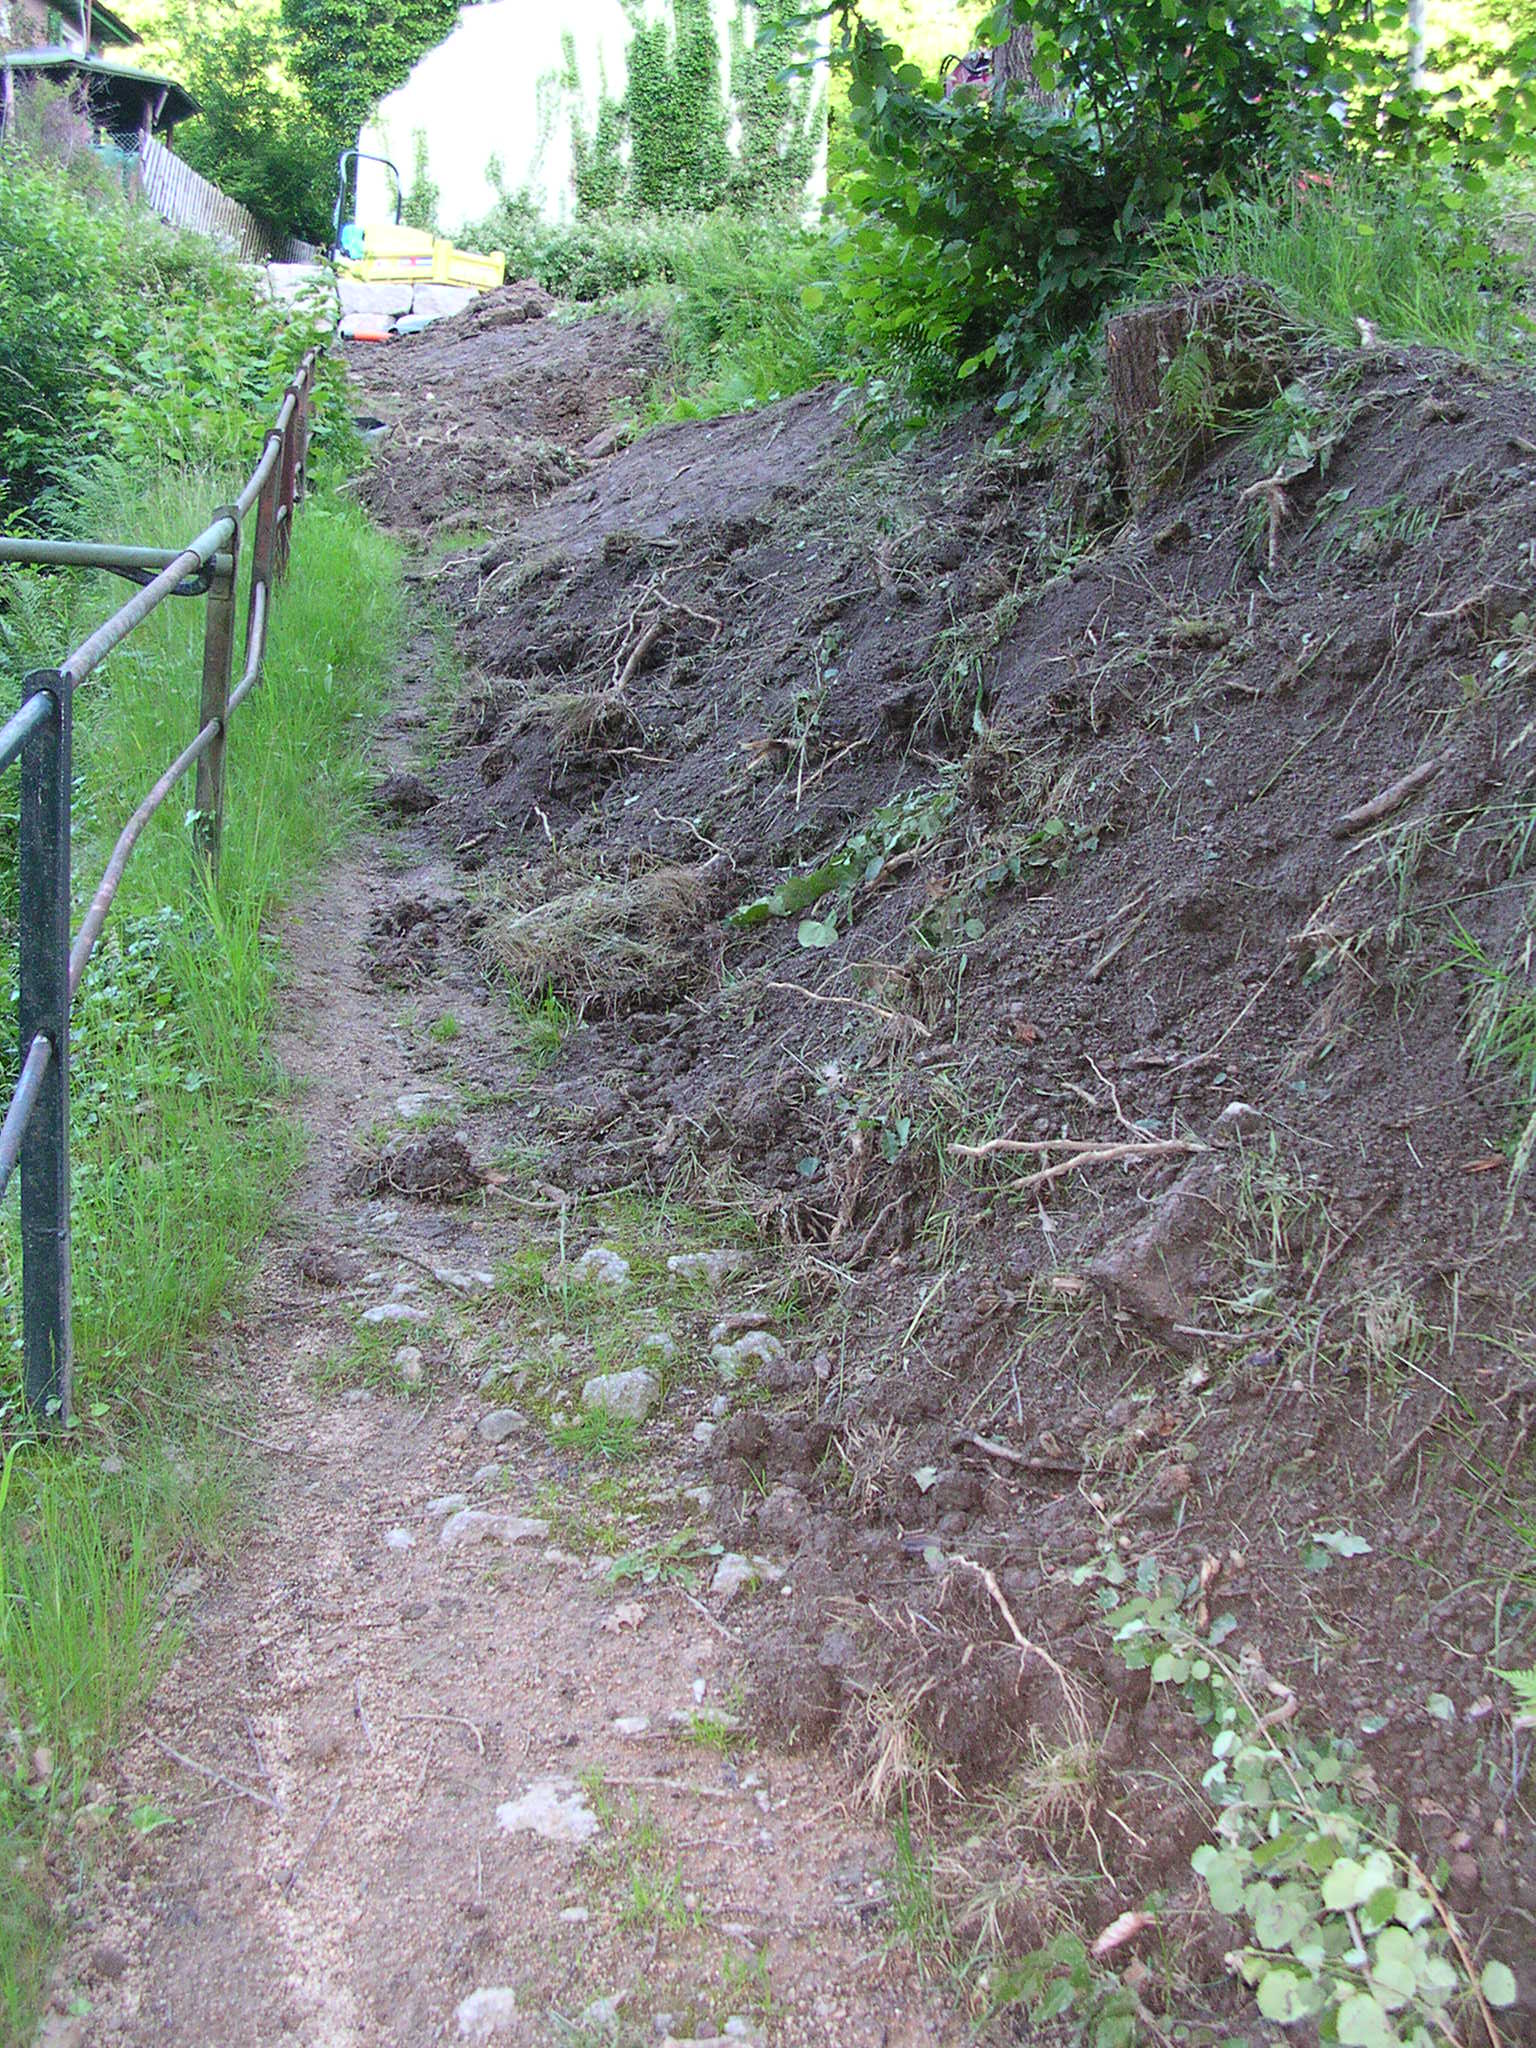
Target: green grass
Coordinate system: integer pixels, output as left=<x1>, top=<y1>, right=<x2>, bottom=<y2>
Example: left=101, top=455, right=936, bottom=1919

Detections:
left=1140, top=168, right=1529, bottom=360
left=0, top=459, right=404, bottom=2034
left=613, top=217, right=853, bottom=423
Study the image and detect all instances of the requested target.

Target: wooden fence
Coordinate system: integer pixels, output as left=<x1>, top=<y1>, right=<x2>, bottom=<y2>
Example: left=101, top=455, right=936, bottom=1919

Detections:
left=134, top=135, right=320, bottom=265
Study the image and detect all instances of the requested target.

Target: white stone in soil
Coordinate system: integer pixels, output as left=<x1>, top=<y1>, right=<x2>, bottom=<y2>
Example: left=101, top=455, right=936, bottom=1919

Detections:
left=362, top=1302, right=430, bottom=1326
left=692, top=1421, right=715, bottom=1446
left=424, top=1492, right=469, bottom=1519
left=581, top=1995, right=621, bottom=2034
left=433, top=1264, right=495, bottom=1293
left=384, top=1527, right=415, bottom=1550
left=667, top=1249, right=748, bottom=1286
left=710, top=1394, right=730, bottom=1418
left=559, top=1905, right=590, bottom=1924
left=394, top=1345, right=424, bottom=1384
left=472, top=1462, right=500, bottom=1484
left=569, top=1245, right=630, bottom=1287
left=391, top=1280, right=421, bottom=1299
left=455, top=1986, right=520, bottom=2041
left=439, top=1509, right=548, bottom=1549
left=496, top=1776, right=601, bottom=1844
left=639, top=1330, right=677, bottom=1363
left=477, top=1408, right=527, bottom=1444
left=710, top=1554, right=756, bottom=1600
left=580, top=1369, right=660, bottom=1423
left=613, top=1713, right=650, bottom=1738
left=710, top=1332, right=784, bottom=1381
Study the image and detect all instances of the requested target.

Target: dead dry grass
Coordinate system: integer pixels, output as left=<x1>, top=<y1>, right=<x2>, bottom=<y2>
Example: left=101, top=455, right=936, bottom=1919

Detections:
left=484, top=862, right=713, bottom=1013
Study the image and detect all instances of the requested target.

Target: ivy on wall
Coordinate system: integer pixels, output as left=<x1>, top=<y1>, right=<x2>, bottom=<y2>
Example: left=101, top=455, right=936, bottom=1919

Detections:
left=569, top=0, right=822, bottom=217
left=279, top=0, right=467, bottom=147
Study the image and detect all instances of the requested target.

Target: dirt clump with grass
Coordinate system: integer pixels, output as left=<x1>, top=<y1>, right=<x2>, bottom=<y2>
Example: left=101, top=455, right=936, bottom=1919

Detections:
left=355, top=297, right=1536, bottom=2035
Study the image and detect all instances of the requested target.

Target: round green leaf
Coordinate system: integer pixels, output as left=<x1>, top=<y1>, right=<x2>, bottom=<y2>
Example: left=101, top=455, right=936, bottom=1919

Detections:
left=1481, top=1961, right=1518, bottom=2009
left=1337, top=1992, right=1399, bottom=2048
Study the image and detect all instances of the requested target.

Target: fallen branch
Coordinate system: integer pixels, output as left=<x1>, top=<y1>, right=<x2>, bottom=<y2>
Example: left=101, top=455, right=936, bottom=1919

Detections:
left=148, top=1733, right=279, bottom=1812
left=1329, top=758, right=1442, bottom=839
left=952, top=1431, right=1084, bottom=1475
left=614, top=617, right=664, bottom=691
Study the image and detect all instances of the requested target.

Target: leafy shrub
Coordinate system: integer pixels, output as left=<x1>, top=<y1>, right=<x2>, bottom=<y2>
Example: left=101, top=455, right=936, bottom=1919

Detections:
left=0, top=139, right=335, bottom=520
left=795, top=0, right=1536, bottom=413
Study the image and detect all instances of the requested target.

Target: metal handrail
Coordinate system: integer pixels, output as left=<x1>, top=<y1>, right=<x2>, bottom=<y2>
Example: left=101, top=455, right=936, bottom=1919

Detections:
left=0, top=346, right=319, bottom=1419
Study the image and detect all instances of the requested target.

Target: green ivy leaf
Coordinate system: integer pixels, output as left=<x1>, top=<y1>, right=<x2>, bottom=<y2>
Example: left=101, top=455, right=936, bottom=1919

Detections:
left=1336, top=1991, right=1400, bottom=2047
left=1192, top=1844, right=1248, bottom=1916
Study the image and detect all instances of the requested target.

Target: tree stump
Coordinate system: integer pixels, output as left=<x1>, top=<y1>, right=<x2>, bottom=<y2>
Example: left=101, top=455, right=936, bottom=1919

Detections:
left=1105, top=276, right=1296, bottom=497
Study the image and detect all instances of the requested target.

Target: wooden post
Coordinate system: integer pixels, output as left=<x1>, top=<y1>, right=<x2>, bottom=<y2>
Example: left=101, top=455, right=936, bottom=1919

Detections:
left=193, top=514, right=240, bottom=876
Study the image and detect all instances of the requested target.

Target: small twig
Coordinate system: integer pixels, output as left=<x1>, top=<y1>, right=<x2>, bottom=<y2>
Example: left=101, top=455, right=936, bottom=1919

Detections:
left=354, top=1677, right=377, bottom=1757
left=1173, top=965, right=1281, bottom=1073
left=1330, top=758, right=1443, bottom=839
left=598, top=1774, right=735, bottom=1800
left=613, top=617, right=664, bottom=691
left=1006, top=1137, right=1203, bottom=1195
left=953, top=1555, right=1091, bottom=1747
left=1087, top=902, right=1153, bottom=982
left=1421, top=580, right=1517, bottom=625
left=677, top=1588, right=742, bottom=1644
left=242, top=1716, right=280, bottom=1810
left=1414, top=1856, right=1504, bottom=2048
left=952, top=1431, right=1084, bottom=1475
left=398, top=1710, right=484, bottom=1755
left=280, top=1786, right=345, bottom=1894
left=766, top=980, right=931, bottom=1039
left=148, top=1733, right=279, bottom=1812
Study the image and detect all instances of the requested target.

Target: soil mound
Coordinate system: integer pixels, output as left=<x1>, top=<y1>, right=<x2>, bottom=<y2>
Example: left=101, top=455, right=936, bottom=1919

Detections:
left=357, top=309, right=1536, bottom=2024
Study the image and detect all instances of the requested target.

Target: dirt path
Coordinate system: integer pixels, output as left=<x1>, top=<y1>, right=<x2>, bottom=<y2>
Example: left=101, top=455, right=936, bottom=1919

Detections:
left=46, top=626, right=952, bottom=2048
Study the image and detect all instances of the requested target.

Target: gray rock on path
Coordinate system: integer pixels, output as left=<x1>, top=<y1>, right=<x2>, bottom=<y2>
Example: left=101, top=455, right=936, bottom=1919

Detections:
left=667, top=1250, right=749, bottom=1286
left=581, top=1369, right=660, bottom=1422
left=569, top=1245, right=631, bottom=1288
left=424, top=1492, right=469, bottom=1519
left=362, top=1301, right=430, bottom=1326
left=640, top=1331, right=677, bottom=1363
left=455, top=1987, right=520, bottom=2041
left=476, top=1407, right=527, bottom=1444
left=710, top=1331, right=784, bottom=1381
left=439, top=1509, right=548, bottom=1548
left=433, top=1263, right=496, bottom=1293
left=495, top=1776, right=601, bottom=1844
left=394, top=1345, right=424, bottom=1384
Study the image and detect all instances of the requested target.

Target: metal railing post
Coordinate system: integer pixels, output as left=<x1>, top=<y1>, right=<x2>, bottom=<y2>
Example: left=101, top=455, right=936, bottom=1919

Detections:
left=275, top=406, right=298, bottom=581
left=193, top=511, right=240, bottom=876
left=18, top=670, right=72, bottom=1421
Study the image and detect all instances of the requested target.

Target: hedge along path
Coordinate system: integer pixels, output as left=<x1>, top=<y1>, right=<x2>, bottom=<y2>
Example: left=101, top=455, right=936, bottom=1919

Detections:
left=45, top=632, right=956, bottom=2048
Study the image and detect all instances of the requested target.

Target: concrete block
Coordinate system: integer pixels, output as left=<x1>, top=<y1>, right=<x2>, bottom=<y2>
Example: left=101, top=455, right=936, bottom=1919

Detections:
left=411, top=282, right=477, bottom=318
left=264, top=262, right=336, bottom=309
left=338, top=276, right=413, bottom=316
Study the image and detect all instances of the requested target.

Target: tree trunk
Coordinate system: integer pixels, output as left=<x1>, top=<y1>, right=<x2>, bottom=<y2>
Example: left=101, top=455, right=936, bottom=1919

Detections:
left=992, top=23, right=1055, bottom=107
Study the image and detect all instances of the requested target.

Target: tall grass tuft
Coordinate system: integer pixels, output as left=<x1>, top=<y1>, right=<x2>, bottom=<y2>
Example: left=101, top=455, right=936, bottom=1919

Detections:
left=1139, top=170, right=1530, bottom=361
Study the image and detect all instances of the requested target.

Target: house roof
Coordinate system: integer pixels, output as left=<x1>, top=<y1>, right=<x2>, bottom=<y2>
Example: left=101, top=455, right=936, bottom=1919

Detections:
left=0, top=49, right=199, bottom=129
left=79, top=1, right=141, bottom=48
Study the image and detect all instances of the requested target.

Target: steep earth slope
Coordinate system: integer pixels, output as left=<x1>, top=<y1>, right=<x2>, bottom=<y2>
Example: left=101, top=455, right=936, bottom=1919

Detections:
left=347, top=290, right=1536, bottom=2038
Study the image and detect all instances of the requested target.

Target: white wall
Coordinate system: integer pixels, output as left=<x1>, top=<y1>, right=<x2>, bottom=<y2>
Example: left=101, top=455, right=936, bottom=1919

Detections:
left=355, top=0, right=824, bottom=238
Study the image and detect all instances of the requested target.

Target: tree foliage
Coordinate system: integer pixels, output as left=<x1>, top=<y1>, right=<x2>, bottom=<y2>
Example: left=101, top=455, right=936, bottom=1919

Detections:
left=143, top=0, right=334, bottom=242
left=279, top=0, right=465, bottom=148
left=795, top=0, right=1536, bottom=413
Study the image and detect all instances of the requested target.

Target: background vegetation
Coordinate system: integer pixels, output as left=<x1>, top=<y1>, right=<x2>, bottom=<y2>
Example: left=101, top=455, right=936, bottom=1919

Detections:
left=0, top=134, right=399, bottom=2035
